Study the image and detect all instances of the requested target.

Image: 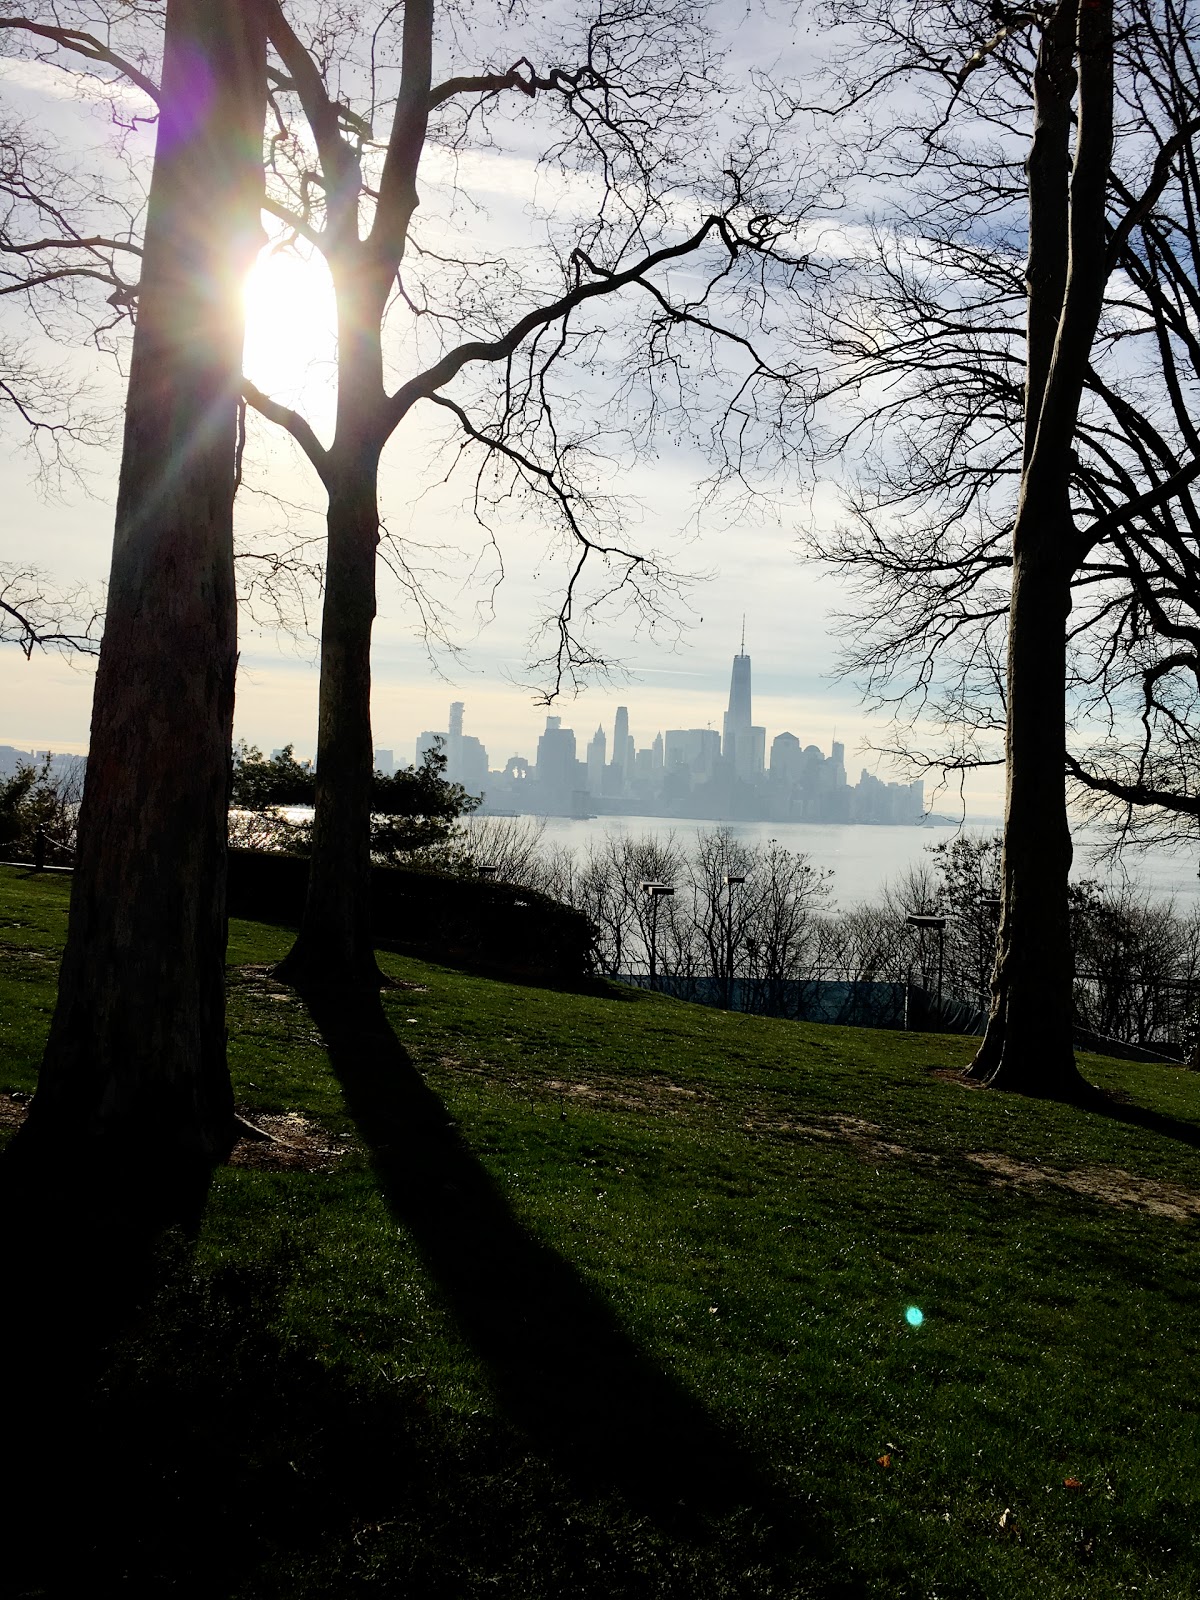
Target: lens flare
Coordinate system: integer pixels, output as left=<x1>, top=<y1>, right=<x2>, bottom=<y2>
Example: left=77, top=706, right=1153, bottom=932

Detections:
left=905, top=1305, right=924, bottom=1327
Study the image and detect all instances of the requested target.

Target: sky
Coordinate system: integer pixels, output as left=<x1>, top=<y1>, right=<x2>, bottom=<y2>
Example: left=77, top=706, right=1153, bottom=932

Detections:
left=0, top=3, right=1007, bottom=816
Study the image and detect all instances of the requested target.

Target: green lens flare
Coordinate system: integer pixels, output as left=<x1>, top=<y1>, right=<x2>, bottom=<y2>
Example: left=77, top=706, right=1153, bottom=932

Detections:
left=905, top=1305, right=924, bottom=1327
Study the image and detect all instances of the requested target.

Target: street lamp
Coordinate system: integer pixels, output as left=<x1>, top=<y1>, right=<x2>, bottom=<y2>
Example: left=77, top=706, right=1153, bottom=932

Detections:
left=906, top=913, right=947, bottom=1016
left=640, top=880, right=675, bottom=990
left=723, top=872, right=746, bottom=1010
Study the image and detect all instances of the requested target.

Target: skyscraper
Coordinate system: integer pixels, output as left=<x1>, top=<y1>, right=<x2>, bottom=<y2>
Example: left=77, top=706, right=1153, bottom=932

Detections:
left=612, top=705, right=630, bottom=789
left=586, top=724, right=606, bottom=793
left=535, top=715, right=578, bottom=813
left=722, top=652, right=751, bottom=760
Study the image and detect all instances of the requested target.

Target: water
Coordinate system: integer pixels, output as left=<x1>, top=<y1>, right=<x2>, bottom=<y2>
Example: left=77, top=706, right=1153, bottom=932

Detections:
left=501, top=813, right=1200, bottom=909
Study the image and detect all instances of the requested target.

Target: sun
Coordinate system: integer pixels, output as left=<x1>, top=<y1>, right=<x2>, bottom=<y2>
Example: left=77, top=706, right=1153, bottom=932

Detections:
left=241, top=244, right=337, bottom=421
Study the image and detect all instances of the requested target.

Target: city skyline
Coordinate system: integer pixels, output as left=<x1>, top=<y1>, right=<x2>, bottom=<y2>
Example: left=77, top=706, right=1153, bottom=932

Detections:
left=388, top=642, right=925, bottom=827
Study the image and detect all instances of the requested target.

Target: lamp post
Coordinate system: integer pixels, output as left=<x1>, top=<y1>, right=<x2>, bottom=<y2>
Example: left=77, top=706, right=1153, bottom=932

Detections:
left=640, top=880, right=675, bottom=990
left=723, top=872, right=745, bottom=1010
left=906, top=913, right=947, bottom=1017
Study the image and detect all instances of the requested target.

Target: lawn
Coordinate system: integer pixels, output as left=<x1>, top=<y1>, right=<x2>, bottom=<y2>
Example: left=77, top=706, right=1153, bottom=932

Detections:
left=2, top=863, right=1198, bottom=1599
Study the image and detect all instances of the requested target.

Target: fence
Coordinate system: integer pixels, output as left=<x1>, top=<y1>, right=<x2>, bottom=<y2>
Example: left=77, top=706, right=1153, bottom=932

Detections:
left=617, top=973, right=910, bottom=1028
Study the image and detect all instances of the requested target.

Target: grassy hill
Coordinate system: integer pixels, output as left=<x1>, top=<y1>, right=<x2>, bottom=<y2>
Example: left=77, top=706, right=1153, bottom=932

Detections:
left=2, top=864, right=1199, bottom=1598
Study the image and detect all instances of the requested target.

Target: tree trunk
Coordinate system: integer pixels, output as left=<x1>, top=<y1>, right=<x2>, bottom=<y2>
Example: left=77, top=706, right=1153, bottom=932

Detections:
left=968, top=528, right=1087, bottom=1095
left=276, top=271, right=388, bottom=990
left=275, top=456, right=384, bottom=988
left=18, top=0, right=266, bottom=1207
left=968, top=0, right=1111, bottom=1101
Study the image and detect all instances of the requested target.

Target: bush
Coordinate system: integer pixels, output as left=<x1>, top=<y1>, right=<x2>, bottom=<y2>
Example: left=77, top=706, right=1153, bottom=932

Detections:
left=0, top=756, right=84, bottom=865
left=226, top=849, right=594, bottom=983
left=230, top=740, right=479, bottom=863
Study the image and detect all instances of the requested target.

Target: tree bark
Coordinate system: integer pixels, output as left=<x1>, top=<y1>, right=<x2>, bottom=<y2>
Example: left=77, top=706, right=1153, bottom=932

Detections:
left=18, top=0, right=266, bottom=1204
left=275, top=268, right=388, bottom=990
left=968, top=527, right=1085, bottom=1093
left=275, top=453, right=384, bottom=988
left=969, top=0, right=1113, bottom=1098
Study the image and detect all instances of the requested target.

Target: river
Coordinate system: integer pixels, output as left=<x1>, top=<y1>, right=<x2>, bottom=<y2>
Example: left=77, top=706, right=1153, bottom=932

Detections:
left=487, top=813, right=1200, bottom=909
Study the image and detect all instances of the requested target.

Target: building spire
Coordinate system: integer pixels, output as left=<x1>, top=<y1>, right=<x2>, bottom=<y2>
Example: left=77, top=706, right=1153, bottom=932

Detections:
left=740, top=613, right=746, bottom=654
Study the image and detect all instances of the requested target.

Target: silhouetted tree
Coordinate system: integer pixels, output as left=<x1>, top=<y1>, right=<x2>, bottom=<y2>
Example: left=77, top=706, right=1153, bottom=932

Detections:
left=793, top=0, right=1200, bottom=1094
left=247, top=0, right=798, bottom=989
left=15, top=0, right=267, bottom=1202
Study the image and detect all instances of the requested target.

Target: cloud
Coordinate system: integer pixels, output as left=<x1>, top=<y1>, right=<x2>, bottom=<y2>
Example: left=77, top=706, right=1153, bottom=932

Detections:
left=0, top=54, right=155, bottom=115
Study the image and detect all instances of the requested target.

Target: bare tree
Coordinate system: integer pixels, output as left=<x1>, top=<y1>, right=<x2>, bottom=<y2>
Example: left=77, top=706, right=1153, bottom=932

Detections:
left=790, top=0, right=1200, bottom=1095
left=0, top=10, right=323, bottom=629
left=2, top=3, right=806, bottom=993
left=13, top=0, right=266, bottom=1206
left=240, top=0, right=797, bottom=990
left=0, top=560, right=99, bottom=656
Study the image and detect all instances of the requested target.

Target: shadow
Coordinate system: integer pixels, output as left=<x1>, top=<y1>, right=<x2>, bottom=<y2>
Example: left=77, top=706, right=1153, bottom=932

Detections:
left=0, top=1117, right=213, bottom=1354
left=1074, top=1084, right=1200, bottom=1151
left=0, top=1048, right=844, bottom=1598
left=371, top=938, right=652, bottom=1002
left=0, top=1248, right=858, bottom=1600
left=297, top=984, right=837, bottom=1559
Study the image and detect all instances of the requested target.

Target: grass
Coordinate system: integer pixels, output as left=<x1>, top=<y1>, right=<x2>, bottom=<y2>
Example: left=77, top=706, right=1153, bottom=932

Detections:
left=2, top=863, right=1199, bottom=1598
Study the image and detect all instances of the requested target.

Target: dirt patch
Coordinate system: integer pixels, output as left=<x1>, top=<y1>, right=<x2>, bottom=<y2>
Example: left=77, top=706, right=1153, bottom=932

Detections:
left=926, top=1067, right=987, bottom=1090
left=543, top=1075, right=710, bottom=1117
left=746, top=1110, right=934, bottom=1164
left=0, top=1091, right=29, bottom=1130
left=230, top=1110, right=355, bottom=1173
left=436, top=1053, right=712, bottom=1118
left=745, top=1109, right=1200, bottom=1221
left=0, top=1094, right=352, bottom=1174
left=965, top=1151, right=1200, bottom=1221
left=228, top=963, right=299, bottom=1002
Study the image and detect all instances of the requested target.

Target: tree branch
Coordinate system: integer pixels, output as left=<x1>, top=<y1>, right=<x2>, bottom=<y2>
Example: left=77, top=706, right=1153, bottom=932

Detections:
left=371, top=0, right=433, bottom=272
left=384, top=215, right=735, bottom=433
left=0, top=18, right=160, bottom=103
left=241, top=378, right=331, bottom=481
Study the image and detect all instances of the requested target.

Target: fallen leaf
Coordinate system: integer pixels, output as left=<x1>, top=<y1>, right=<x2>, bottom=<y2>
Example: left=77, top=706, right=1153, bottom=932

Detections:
left=1063, top=1477, right=1082, bottom=1489
left=877, top=1454, right=891, bottom=1468
left=998, top=1508, right=1013, bottom=1531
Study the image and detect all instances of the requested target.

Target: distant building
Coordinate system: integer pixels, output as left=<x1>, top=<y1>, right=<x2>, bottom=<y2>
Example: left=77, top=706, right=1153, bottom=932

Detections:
left=455, top=736, right=488, bottom=797
left=586, top=724, right=606, bottom=793
left=611, top=706, right=630, bottom=791
left=396, top=637, right=929, bottom=826
left=373, top=747, right=395, bottom=776
left=447, top=701, right=464, bottom=771
left=535, top=715, right=579, bottom=814
left=665, top=728, right=721, bottom=780
left=852, top=770, right=925, bottom=824
left=722, top=650, right=753, bottom=776
left=417, top=703, right=488, bottom=798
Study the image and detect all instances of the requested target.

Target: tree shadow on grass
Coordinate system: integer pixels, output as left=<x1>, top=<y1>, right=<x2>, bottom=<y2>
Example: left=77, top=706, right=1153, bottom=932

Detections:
left=1077, top=1084, right=1200, bottom=1151
left=297, top=984, right=841, bottom=1566
left=3, top=1244, right=821, bottom=1600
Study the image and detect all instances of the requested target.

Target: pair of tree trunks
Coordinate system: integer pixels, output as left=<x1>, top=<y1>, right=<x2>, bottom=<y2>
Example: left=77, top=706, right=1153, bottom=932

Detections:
left=970, top=0, right=1113, bottom=1096
left=12, top=0, right=267, bottom=1217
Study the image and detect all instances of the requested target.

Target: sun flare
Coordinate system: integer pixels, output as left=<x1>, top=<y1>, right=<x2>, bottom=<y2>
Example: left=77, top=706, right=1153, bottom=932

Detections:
left=242, top=246, right=337, bottom=418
